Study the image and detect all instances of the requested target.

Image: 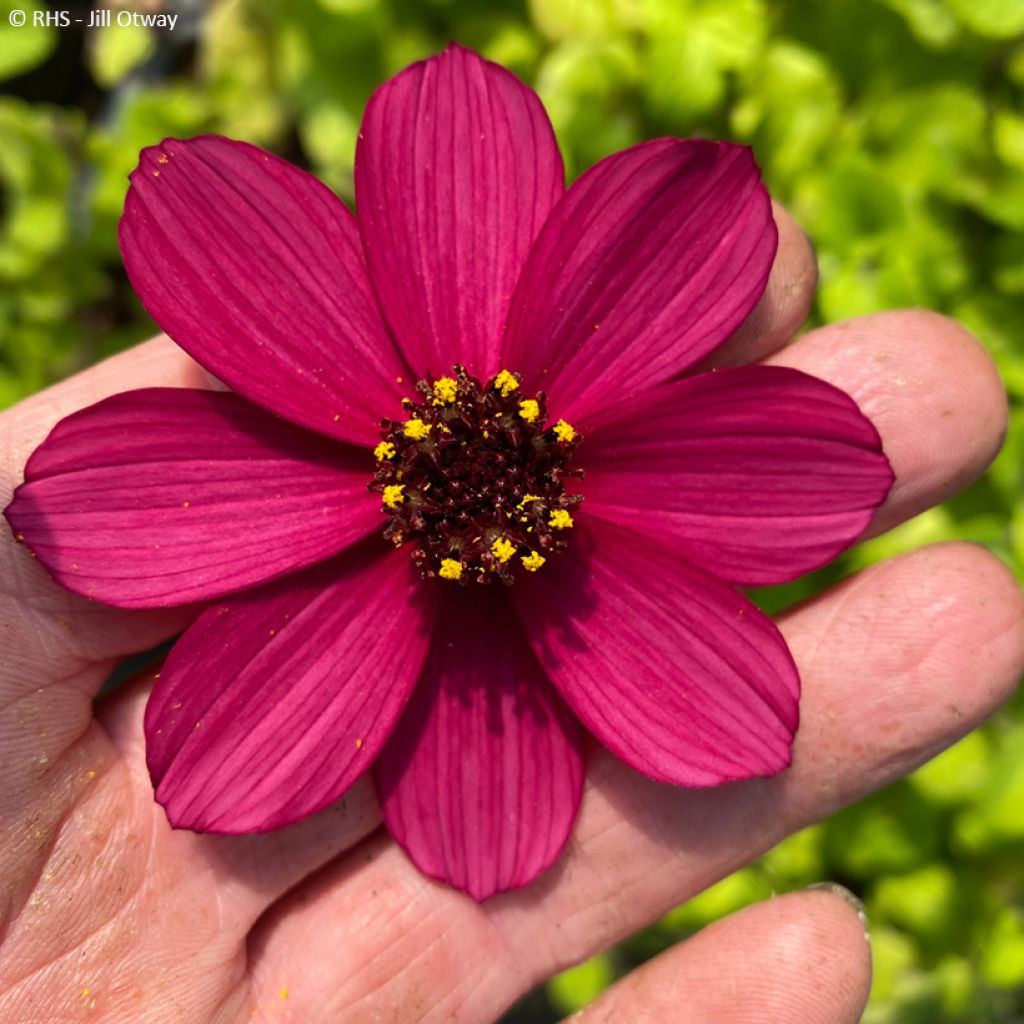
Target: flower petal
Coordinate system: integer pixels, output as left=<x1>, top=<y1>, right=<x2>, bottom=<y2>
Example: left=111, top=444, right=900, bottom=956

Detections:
left=4, top=388, right=377, bottom=608
left=503, top=139, right=776, bottom=420
left=119, top=135, right=406, bottom=445
left=579, top=367, right=895, bottom=585
left=146, top=544, right=434, bottom=833
left=375, top=588, right=584, bottom=900
left=513, top=522, right=799, bottom=787
left=355, top=44, right=564, bottom=376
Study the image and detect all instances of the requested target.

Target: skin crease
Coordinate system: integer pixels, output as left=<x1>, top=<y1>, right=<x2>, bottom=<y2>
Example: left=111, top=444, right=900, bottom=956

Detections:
left=0, top=207, right=1022, bottom=1023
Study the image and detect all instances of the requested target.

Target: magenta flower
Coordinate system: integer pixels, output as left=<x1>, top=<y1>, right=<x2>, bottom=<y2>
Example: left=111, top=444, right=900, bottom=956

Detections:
left=4, top=45, right=893, bottom=900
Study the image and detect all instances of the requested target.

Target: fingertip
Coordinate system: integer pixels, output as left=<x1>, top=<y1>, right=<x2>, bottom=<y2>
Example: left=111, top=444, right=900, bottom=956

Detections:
left=926, top=540, right=1024, bottom=709
left=770, top=309, right=1009, bottom=534
left=704, top=201, right=818, bottom=369
left=779, top=887, right=873, bottom=1013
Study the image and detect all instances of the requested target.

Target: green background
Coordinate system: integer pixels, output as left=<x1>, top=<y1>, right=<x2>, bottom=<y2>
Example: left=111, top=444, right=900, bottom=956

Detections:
left=2, top=0, right=1023, bottom=1019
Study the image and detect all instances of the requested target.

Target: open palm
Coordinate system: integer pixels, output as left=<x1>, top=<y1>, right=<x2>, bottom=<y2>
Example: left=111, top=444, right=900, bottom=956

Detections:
left=2, top=207, right=1022, bottom=1024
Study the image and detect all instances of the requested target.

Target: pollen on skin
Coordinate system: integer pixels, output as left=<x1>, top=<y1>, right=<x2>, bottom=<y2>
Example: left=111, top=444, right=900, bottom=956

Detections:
left=553, top=419, right=576, bottom=443
left=493, top=369, right=520, bottom=396
left=490, top=537, right=516, bottom=563
left=549, top=509, right=574, bottom=530
left=382, top=484, right=405, bottom=508
left=518, top=399, right=540, bottom=423
left=403, top=417, right=432, bottom=440
left=431, top=376, right=459, bottom=404
left=522, top=551, right=546, bottom=571
left=374, top=441, right=396, bottom=461
left=439, top=558, right=463, bottom=580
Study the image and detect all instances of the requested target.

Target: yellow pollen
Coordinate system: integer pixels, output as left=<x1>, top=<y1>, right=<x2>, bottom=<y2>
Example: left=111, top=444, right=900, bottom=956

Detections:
left=494, top=369, right=520, bottom=396
left=518, top=399, right=540, bottom=423
left=403, top=417, right=431, bottom=440
left=553, top=419, right=576, bottom=443
left=373, top=441, right=396, bottom=461
left=382, top=484, right=405, bottom=509
left=431, top=376, right=458, bottom=404
left=549, top=509, right=574, bottom=530
left=517, top=493, right=542, bottom=509
left=522, top=551, right=546, bottom=572
left=490, top=537, right=516, bottom=563
left=391, top=530, right=404, bottom=546
left=439, top=558, right=463, bottom=580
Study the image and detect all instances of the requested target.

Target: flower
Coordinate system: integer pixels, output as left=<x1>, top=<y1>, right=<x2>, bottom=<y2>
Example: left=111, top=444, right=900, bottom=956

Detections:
left=3, top=44, right=894, bottom=901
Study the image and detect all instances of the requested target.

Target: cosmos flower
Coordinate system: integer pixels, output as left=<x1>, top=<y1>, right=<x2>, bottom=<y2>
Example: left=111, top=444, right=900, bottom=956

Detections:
left=4, top=45, right=894, bottom=900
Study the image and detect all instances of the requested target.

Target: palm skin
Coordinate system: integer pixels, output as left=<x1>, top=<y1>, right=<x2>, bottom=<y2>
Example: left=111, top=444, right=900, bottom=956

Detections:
left=1, top=208, right=1022, bottom=1024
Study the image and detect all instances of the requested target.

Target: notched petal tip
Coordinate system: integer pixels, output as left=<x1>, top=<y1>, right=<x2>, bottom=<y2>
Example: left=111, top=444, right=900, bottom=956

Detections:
left=375, top=589, right=584, bottom=901
left=579, top=365, right=897, bottom=587
left=7, top=388, right=379, bottom=609
left=513, top=521, right=801, bottom=789
left=504, top=135, right=778, bottom=420
left=145, top=546, right=435, bottom=835
left=355, top=41, right=563, bottom=376
left=118, top=132, right=406, bottom=446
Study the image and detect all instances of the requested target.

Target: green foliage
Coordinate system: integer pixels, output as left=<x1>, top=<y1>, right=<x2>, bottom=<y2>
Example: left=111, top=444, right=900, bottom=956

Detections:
left=1, top=0, right=1022, bottom=1020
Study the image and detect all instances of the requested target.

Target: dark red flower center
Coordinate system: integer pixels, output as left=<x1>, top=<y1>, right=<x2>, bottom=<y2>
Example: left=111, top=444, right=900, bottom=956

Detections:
left=369, top=366, right=584, bottom=584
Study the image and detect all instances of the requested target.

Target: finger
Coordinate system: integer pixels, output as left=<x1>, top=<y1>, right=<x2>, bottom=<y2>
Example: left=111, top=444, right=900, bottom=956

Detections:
left=244, top=542, right=1024, bottom=1022
left=568, top=887, right=871, bottom=1024
left=701, top=201, right=817, bottom=369
left=768, top=309, right=1007, bottom=536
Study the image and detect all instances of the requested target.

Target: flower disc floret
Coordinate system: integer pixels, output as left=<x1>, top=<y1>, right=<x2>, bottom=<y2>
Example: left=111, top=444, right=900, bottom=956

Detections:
left=370, top=366, right=583, bottom=584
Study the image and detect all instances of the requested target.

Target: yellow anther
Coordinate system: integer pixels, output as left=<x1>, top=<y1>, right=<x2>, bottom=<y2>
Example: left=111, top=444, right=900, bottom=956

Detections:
left=518, top=399, right=540, bottom=423
left=553, top=419, right=576, bottom=443
left=522, top=551, right=546, bottom=572
left=373, top=441, right=396, bottom=461
left=494, top=369, right=520, bottom=396
left=382, top=484, right=405, bottom=509
left=490, top=537, right=516, bottom=563
left=391, top=530, right=404, bottom=546
left=439, top=558, right=463, bottom=580
left=403, top=417, right=432, bottom=440
left=549, top=509, right=574, bottom=530
left=517, top=493, right=542, bottom=510
left=432, top=376, right=458, bottom=404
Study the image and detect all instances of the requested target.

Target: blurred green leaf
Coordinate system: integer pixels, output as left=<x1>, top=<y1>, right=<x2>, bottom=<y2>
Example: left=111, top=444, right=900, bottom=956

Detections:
left=0, top=0, right=56, bottom=80
left=547, top=953, right=615, bottom=1015
left=89, top=24, right=156, bottom=87
left=944, top=0, right=1024, bottom=37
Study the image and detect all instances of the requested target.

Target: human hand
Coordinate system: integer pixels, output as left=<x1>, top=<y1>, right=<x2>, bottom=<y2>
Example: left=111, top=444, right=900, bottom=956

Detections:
left=1, top=205, right=1022, bottom=1023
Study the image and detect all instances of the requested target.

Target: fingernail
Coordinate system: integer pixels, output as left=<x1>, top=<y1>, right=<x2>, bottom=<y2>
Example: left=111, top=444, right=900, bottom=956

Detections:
left=805, top=881, right=870, bottom=939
